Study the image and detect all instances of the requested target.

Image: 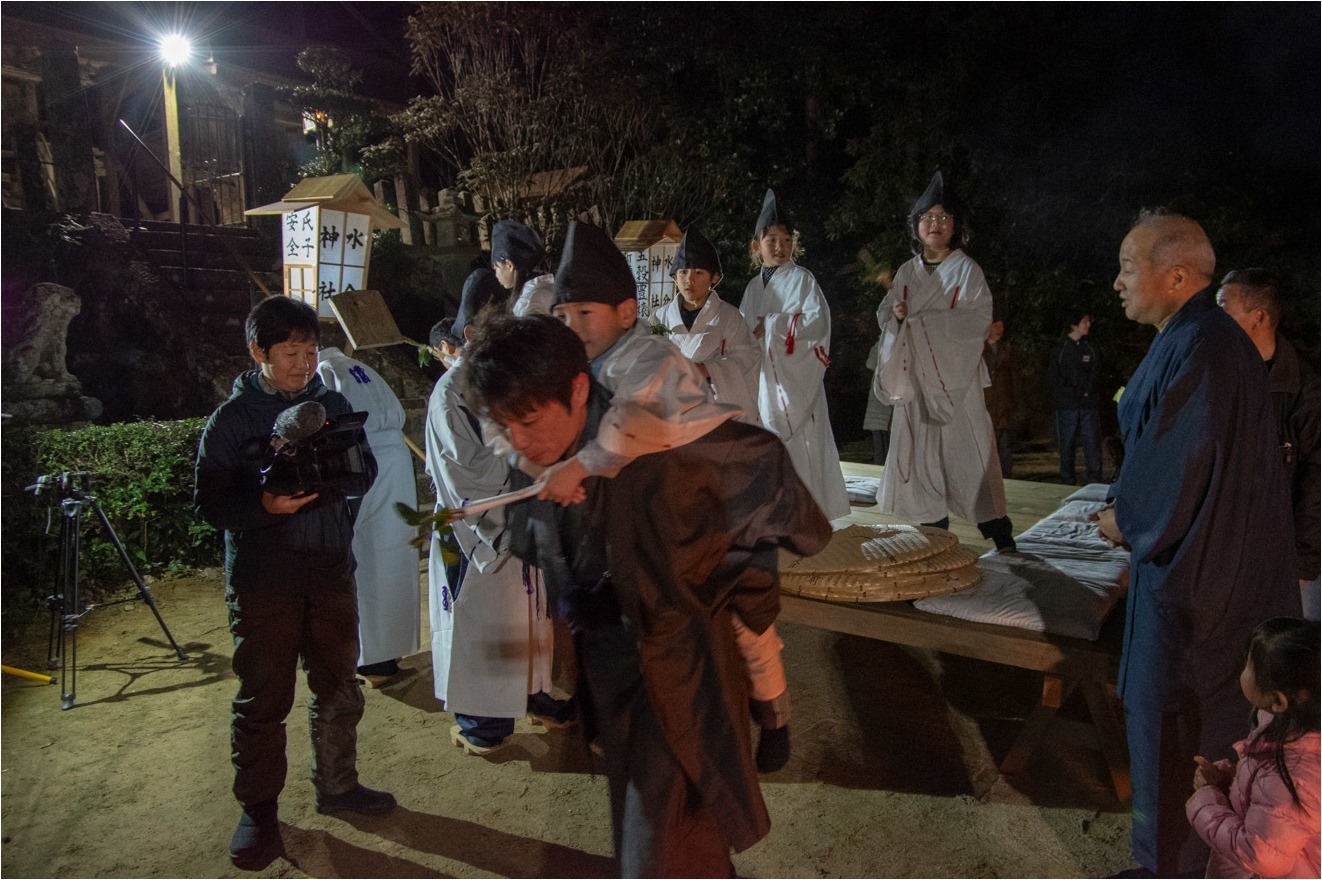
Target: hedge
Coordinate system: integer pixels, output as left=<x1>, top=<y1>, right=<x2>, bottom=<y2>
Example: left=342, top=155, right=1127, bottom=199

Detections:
left=1, top=418, right=219, bottom=635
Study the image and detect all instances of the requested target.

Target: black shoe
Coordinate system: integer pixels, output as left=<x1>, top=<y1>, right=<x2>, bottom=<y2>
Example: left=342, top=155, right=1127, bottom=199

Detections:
left=229, top=802, right=281, bottom=871
left=315, top=783, right=397, bottom=816
left=755, top=725, right=791, bottom=773
left=356, top=659, right=401, bottom=678
left=527, top=692, right=578, bottom=729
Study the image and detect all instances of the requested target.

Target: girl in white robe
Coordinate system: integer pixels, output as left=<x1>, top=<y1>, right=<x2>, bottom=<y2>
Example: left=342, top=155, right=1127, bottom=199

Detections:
left=491, top=219, right=554, bottom=317
left=315, top=348, right=421, bottom=677
left=738, top=189, right=851, bottom=521
left=872, top=171, right=1015, bottom=549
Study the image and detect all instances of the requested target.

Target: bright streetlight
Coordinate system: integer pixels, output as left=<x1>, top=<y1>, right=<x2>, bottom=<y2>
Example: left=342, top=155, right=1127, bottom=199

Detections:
left=159, top=34, right=192, bottom=68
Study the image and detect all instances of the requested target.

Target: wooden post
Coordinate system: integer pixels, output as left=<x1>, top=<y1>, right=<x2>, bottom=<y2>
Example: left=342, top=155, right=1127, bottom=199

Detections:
left=39, top=41, right=98, bottom=213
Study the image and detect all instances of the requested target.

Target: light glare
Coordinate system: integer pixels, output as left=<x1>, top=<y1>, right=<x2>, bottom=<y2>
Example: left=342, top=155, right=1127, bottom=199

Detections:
left=160, top=34, right=192, bottom=68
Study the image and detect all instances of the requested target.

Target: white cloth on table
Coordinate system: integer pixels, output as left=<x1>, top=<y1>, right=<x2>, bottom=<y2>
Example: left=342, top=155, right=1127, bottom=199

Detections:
left=844, top=475, right=881, bottom=505
left=914, top=488, right=1129, bottom=640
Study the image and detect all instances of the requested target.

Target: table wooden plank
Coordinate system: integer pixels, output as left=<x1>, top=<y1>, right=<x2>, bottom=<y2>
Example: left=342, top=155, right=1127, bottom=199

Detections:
left=793, top=467, right=1129, bottom=802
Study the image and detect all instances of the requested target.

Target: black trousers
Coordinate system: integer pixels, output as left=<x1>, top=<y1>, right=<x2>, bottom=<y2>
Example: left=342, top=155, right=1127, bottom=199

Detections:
left=228, top=581, right=364, bottom=809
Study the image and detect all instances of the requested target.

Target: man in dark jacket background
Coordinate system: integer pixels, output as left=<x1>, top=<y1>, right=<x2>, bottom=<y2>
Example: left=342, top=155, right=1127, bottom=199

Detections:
left=1217, top=268, right=1320, bottom=620
left=195, top=296, right=394, bottom=871
left=1048, top=308, right=1103, bottom=484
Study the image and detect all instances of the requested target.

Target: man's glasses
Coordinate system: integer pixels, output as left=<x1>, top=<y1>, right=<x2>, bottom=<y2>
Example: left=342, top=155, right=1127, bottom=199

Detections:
left=919, top=213, right=951, bottom=225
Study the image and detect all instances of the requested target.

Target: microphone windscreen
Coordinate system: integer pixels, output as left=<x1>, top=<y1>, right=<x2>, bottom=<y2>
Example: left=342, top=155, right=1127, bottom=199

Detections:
left=273, top=401, right=327, bottom=443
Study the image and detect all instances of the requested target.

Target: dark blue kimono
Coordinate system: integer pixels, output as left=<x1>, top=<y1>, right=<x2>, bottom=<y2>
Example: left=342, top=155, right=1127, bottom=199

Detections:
left=1111, top=287, right=1301, bottom=873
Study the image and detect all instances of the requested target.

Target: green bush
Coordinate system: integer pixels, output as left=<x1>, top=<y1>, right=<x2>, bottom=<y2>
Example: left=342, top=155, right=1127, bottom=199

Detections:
left=1, top=419, right=219, bottom=634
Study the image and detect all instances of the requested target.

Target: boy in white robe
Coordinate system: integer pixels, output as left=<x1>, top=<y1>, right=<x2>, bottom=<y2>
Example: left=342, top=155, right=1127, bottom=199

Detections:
left=650, top=227, right=762, bottom=427
left=738, top=189, right=851, bottom=521
left=532, top=220, right=797, bottom=771
left=315, top=347, right=420, bottom=685
left=424, top=269, right=568, bottom=755
left=873, top=171, right=1015, bottom=550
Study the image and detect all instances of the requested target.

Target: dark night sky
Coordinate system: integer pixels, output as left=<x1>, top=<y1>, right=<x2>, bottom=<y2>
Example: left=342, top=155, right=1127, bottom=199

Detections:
left=8, top=1, right=1318, bottom=257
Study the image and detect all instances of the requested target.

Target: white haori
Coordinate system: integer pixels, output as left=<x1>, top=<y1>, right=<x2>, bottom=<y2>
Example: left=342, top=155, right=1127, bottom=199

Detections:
left=651, top=291, right=762, bottom=426
left=315, top=347, right=420, bottom=667
left=873, top=251, right=1007, bottom=524
left=424, top=359, right=553, bottom=717
left=591, top=321, right=741, bottom=460
left=739, top=260, right=850, bottom=520
left=512, top=274, right=554, bottom=317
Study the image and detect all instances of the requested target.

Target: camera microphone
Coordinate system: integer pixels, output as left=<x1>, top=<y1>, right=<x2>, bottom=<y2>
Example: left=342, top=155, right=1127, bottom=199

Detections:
left=273, top=401, right=328, bottom=446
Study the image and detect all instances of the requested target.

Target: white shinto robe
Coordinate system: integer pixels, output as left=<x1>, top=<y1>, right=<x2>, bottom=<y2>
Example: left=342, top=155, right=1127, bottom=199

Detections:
left=315, top=348, right=420, bottom=666
left=591, top=321, right=741, bottom=463
left=511, top=274, right=554, bottom=317
left=424, top=358, right=553, bottom=716
left=872, top=250, right=1007, bottom=524
left=650, top=291, right=762, bottom=426
left=739, top=260, right=851, bottom=520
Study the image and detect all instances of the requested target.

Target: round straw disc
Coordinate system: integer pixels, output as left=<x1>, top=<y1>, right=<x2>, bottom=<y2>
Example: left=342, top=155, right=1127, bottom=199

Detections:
left=779, top=524, right=958, bottom=575
left=780, top=562, right=982, bottom=604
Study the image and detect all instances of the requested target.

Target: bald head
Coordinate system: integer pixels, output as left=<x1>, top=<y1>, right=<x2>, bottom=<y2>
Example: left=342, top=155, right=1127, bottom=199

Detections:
left=1132, top=210, right=1216, bottom=282
left=1114, top=210, right=1217, bottom=330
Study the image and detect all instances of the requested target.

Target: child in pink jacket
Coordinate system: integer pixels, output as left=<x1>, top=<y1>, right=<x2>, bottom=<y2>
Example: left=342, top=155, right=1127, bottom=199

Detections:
left=1187, top=618, right=1320, bottom=878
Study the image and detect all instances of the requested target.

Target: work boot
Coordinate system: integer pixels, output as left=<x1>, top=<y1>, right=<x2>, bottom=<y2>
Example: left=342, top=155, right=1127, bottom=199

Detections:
left=229, top=801, right=281, bottom=871
left=315, top=783, right=397, bottom=816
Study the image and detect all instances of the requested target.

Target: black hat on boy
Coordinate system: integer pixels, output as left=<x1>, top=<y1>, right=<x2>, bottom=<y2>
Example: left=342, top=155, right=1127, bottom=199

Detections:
left=753, top=188, right=792, bottom=238
left=669, top=227, right=722, bottom=278
left=491, top=220, right=544, bottom=274
left=552, top=221, right=637, bottom=307
left=454, top=268, right=505, bottom=337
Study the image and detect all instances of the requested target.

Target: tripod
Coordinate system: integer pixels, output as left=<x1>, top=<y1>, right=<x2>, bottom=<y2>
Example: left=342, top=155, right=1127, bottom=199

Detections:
left=32, top=472, right=189, bottom=709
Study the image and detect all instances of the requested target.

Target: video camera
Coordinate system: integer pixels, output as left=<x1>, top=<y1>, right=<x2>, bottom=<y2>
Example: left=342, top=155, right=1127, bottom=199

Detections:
left=26, top=470, right=93, bottom=501
left=259, top=401, right=377, bottom=498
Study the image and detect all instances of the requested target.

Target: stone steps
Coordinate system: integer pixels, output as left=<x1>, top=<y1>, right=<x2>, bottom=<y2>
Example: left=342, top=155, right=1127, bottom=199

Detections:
left=129, top=222, right=280, bottom=325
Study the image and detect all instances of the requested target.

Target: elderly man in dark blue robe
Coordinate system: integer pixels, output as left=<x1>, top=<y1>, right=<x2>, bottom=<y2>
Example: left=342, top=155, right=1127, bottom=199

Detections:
left=1096, top=211, right=1301, bottom=877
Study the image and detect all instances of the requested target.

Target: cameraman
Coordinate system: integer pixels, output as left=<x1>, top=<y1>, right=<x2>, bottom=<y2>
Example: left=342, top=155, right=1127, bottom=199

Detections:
left=194, top=296, right=394, bottom=871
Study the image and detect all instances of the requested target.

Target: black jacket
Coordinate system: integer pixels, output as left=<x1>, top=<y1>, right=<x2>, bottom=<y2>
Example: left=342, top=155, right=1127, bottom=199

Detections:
left=1049, top=336, right=1100, bottom=410
left=194, top=370, right=371, bottom=592
left=1268, top=336, right=1320, bottom=580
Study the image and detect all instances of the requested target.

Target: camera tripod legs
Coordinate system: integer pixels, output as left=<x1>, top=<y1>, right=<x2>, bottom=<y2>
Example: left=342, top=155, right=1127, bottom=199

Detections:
left=46, top=495, right=189, bottom=710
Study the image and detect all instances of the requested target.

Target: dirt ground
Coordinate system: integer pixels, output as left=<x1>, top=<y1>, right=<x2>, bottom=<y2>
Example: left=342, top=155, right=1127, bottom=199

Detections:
left=0, top=556, right=1139, bottom=879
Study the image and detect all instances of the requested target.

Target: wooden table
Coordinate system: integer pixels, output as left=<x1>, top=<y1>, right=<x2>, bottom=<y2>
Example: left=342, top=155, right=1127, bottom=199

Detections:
left=786, top=463, right=1131, bottom=802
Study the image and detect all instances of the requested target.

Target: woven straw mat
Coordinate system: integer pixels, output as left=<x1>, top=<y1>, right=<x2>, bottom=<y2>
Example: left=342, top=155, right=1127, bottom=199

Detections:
left=778, top=524, right=958, bottom=574
left=778, top=525, right=981, bottom=603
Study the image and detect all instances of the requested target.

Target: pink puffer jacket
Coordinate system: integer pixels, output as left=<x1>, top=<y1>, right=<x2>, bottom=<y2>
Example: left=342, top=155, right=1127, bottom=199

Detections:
left=1186, top=717, right=1320, bottom=878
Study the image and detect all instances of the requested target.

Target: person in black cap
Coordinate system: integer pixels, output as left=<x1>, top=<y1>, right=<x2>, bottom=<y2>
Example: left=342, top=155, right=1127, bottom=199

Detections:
left=649, top=227, right=762, bottom=425
left=738, top=188, right=851, bottom=521
left=873, top=171, right=1016, bottom=551
left=531, top=220, right=738, bottom=507
left=424, top=268, right=571, bottom=756
left=491, top=219, right=554, bottom=316
left=464, top=313, right=832, bottom=876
